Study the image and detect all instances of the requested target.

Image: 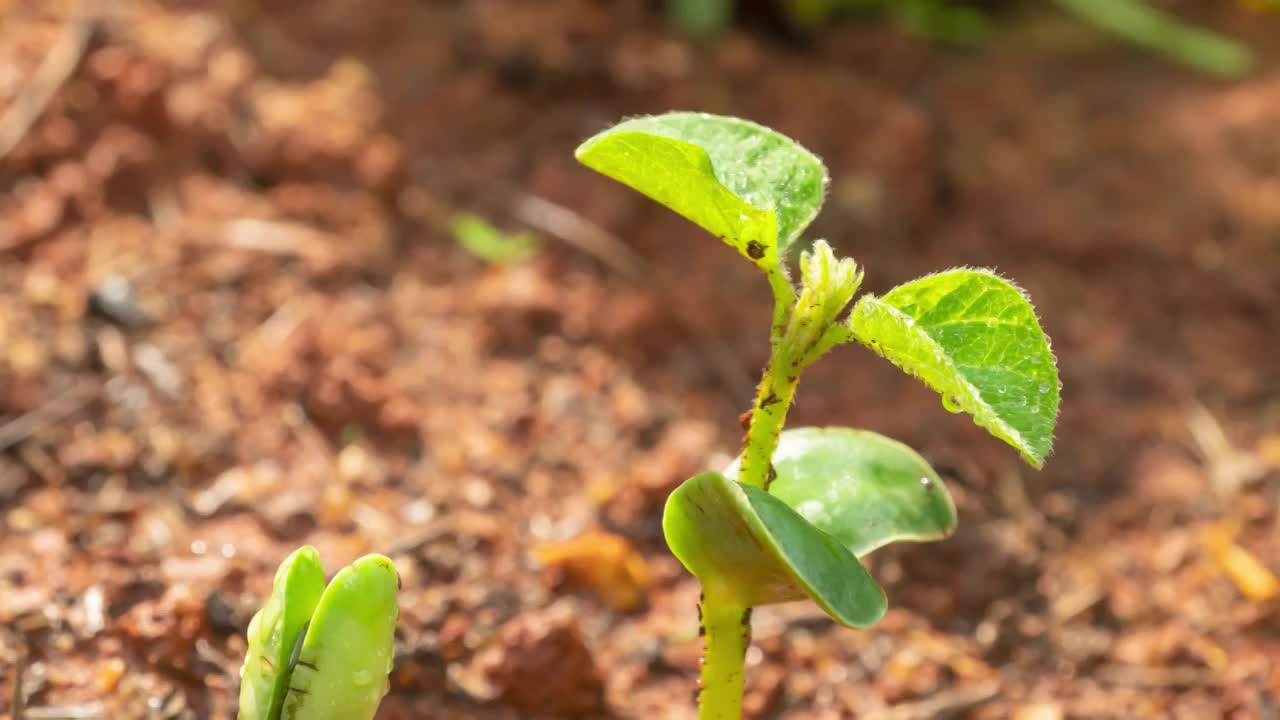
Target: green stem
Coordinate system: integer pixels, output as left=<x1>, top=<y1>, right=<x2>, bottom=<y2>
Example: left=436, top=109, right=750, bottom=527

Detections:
left=808, top=323, right=852, bottom=364
left=741, top=269, right=801, bottom=491
left=698, top=593, right=751, bottom=720
left=740, top=353, right=799, bottom=490
left=766, top=267, right=795, bottom=345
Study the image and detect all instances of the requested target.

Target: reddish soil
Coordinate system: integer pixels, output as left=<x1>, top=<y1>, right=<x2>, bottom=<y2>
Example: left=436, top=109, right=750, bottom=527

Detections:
left=1, top=1, right=1279, bottom=718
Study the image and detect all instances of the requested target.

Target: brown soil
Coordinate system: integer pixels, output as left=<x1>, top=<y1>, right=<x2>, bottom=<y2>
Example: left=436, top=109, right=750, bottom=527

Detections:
left=2, top=1, right=1279, bottom=718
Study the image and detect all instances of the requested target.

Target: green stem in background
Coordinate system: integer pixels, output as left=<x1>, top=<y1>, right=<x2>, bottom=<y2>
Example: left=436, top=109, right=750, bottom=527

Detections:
left=698, top=593, right=752, bottom=720
left=1052, top=0, right=1251, bottom=78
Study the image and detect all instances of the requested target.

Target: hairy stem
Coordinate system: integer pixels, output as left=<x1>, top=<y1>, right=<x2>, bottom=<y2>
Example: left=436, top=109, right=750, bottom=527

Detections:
left=739, top=268, right=805, bottom=490
left=698, top=593, right=751, bottom=720
left=740, top=354, right=799, bottom=490
left=766, top=267, right=796, bottom=345
left=808, top=323, right=852, bottom=364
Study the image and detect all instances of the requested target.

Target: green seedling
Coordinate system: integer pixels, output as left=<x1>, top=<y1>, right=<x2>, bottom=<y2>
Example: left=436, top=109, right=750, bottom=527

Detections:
left=238, top=547, right=399, bottom=720
left=668, top=0, right=987, bottom=45
left=450, top=212, right=541, bottom=264
left=576, top=112, right=1060, bottom=718
left=668, top=0, right=1251, bottom=76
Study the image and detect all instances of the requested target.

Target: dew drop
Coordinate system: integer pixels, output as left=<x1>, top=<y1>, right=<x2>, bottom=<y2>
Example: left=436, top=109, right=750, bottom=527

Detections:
left=1038, top=382, right=1050, bottom=394
left=352, top=670, right=373, bottom=687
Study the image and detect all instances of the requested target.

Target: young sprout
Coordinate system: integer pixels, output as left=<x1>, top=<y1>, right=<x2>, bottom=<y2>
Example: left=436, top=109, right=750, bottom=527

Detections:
left=239, top=547, right=400, bottom=720
left=576, top=112, right=1060, bottom=719
left=449, top=212, right=541, bottom=264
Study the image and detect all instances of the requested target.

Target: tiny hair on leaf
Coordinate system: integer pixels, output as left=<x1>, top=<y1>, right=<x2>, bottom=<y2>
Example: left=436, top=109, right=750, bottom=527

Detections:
left=848, top=268, right=1059, bottom=467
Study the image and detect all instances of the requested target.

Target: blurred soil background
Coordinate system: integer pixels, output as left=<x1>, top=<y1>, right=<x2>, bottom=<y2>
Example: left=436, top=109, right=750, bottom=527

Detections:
left=1, top=0, right=1279, bottom=718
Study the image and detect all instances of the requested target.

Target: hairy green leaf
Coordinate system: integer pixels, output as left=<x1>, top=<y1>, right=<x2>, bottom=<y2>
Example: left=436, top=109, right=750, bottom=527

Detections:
left=239, top=546, right=326, bottom=720
left=849, top=269, right=1059, bottom=467
left=664, top=471, right=886, bottom=628
left=283, top=555, right=400, bottom=720
left=725, top=427, right=956, bottom=557
left=575, top=112, right=827, bottom=272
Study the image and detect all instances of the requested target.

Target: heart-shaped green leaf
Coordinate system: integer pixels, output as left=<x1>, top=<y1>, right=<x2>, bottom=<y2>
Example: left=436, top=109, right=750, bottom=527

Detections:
left=575, top=112, right=827, bottom=272
left=725, top=427, right=956, bottom=557
left=849, top=269, right=1060, bottom=467
left=664, top=471, right=886, bottom=628
left=239, top=546, right=326, bottom=720
left=285, top=555, right=400, bottom=720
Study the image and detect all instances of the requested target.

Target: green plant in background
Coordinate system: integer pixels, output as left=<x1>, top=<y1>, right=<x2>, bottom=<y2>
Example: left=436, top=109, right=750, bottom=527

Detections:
left=668, top=0, right=1252, bottom=76
left=668, top=0, right=736, bottom=37
left=238, top=547, right=399, bottom=720
left=790, top=0, right=989, bottom=45
left=576, top=112, right=1059, bottom=718
left=449, top=212, right=541, bottom=264
left=1054, top=0, right=1251, bottom=77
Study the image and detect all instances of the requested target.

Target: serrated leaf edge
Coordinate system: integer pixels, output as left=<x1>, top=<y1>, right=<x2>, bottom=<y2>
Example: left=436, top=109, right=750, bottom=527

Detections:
left=575, top=111, right=829, bottom=255
left=849, top=268, right=1057, bottom=467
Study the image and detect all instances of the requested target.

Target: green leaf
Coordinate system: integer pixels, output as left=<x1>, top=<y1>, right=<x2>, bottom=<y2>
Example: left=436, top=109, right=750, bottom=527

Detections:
left=284, top=555, right=400, bottom=720
left=575, top=112, right=827, bottom=272
left=726, top=427, right=956, bottom=557
left=238, top=546, right=326, bottom=720
left=450, top=213, right=540, bottom=264
left=663, top=471, right=886, bottom=628
left=849, top=269, right=1059, bottom=467
left=1054, top=0, right=1251, bottom=78
left=893, top=0, right=989, bottom=46
left=667, top=0, right=735, bottom=36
